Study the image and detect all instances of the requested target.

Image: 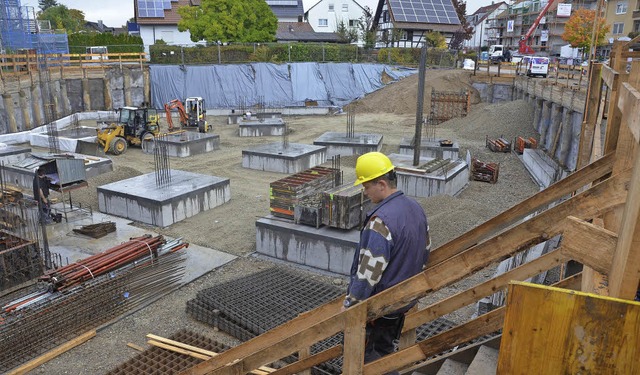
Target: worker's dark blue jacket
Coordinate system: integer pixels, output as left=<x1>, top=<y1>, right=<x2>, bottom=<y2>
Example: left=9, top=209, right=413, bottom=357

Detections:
left=345, top=190, right=430, bottom=314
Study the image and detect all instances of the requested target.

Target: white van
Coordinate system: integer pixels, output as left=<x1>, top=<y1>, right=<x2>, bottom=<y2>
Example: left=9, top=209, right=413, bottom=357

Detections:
left=521, top=56, right=549, bottom=78
left=86, top=46, right=108, bottom=60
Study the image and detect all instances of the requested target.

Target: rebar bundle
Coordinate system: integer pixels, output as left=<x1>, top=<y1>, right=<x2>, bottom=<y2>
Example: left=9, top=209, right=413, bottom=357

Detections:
left=154, top=138, right=172, bottom=187
left=0, top=250, right=186, bottom=373
left=38, top=234, right=186, bottom=291
left=331, top=155, right=342, bottom=187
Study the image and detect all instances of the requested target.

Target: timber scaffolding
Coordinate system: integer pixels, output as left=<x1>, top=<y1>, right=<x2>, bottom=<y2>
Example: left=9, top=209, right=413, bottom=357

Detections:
left=178, top=38, right=640, bottom=374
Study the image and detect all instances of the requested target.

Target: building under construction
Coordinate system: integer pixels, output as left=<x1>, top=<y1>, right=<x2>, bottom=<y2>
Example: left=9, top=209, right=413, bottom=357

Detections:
left=0, top=0, right=68, bottom=54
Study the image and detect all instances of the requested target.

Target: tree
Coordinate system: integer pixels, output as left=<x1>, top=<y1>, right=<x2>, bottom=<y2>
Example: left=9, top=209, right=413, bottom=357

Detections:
left=38, top=5, right=86, bottom=32
left=38, top=0, right=58, bottom=12
left=448, top=0, right=473, bottom=50
left=561, top=9, right=609, bottom=57
left=358, top=6, right=377, bottom=49
left=336, top=19, right=358, bottom=43
left=426, top=31, right=447, bottom=48
left=177, top=0, right=277, bottom=43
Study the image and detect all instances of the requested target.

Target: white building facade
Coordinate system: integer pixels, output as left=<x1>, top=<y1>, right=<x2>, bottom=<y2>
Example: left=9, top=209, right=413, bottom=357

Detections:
left=463, top=2, right=508, bottom=51
left=305, top=0, right=376, bottom=35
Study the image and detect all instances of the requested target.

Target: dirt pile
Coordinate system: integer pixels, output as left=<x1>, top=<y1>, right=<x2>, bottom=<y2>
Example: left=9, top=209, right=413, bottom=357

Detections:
left=354, top=69, right=482, bottom=115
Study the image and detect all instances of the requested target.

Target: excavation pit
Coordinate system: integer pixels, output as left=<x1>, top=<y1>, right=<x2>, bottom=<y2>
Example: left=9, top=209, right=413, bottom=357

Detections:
left=313, top=132, right=383, bottom=158
left=30, top=126, right=98, bottom=153
left=242, top=143, right=326, bottom=174
left=97, top=170, right=230, bottom=227
left=389, top=153, right=469, bottom=198
left=255, top=215, right=359, bottom=275
left=238, top=119, right=286, bottom=137
left=228, top=111, right=282, bottom=125
left=398, top=137, right=460, bottom=160
left=142, top=131, right=220, bottom=158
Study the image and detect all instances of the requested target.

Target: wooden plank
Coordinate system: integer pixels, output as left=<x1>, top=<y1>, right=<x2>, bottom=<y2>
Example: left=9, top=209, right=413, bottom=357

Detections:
left=365, top=309, right=505, bottom=375
left=617, top=82, right=640, bottom=143
left=7, top=330, right=96, bottom=375
left=269, top=346, right=342, bottom=375
left=127, top=343, right=145, bottom=351
left=342, top=302, right=367, bottom=374
left=600, top=64, right=619, bottom=90
left=148, top=340, right=212, bottom=361
left=403, top=249, right=567, bottom=331
left=561, top=216, right=618, bottom=274
left=498, top=282, right=640, bottom=374
left=428, top=152, right=615, bottom=267
left=576, top=63, right=604, bottom=169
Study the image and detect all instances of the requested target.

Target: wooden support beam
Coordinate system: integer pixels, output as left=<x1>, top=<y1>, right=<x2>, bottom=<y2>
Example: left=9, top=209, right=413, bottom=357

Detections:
left=601, top=64, right=619, bottom=90
left=603, top=43, right=630, bottom=157
left=269, top=346, right=342, bottom=375
left=577, top=63, right=605, bottom=168
left=617, top=82, right=640, bottom=143
left=7, top=330, right=96, bottom=375
left=342, top=302, right=368, bottom=374
left=561, top=216, right=618, bottom=274
left=365, top=309, right=505, bottom=375
left=404, top=249, right=567, bottom=332
left=429, top=153, right=614, bottom=267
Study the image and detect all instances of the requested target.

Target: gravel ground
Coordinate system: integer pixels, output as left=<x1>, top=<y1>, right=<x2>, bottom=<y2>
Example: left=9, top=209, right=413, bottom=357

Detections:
left=30, top=69, right=540, bottom=374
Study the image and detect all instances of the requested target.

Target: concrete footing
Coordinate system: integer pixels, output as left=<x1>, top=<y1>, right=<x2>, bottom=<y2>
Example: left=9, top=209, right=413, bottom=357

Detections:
left=398, top=138, right=460, bottom=160
left=238, top=120, right=286, bottom=137
left=142, top=132, right=220, bottom=157
left=313, top=132, right=383, bottom=158
left=255, top=215, right=358, bottom=275
left=242, top=143, right=326, bottom=173
left=228, top=112, right=282, bottom=125
left=30, top=126, right=98, bottom=153
left=389, top=153, right=469, bottom=198
left=97, top=170, right=230, bottom=227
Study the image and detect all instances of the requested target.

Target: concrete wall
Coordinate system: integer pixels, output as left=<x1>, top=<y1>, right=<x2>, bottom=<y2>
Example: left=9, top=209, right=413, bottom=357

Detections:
left=471, top=82, right=514, bottom=103
left=0, top=67, right=148, bottom=135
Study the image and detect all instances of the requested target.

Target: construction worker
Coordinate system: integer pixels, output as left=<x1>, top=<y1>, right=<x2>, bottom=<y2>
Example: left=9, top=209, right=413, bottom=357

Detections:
left=343, top=152, right=431, bottom=372
left=33, top=167, right=53, bottom=224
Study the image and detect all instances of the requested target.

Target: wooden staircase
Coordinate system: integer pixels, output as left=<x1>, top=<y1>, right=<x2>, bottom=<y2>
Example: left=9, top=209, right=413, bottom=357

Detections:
left=179, top=39, right=640, bottom=375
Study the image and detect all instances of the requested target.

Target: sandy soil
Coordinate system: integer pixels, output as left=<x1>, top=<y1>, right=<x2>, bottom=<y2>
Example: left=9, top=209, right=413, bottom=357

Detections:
left=30, top=69, right=540, bottom=374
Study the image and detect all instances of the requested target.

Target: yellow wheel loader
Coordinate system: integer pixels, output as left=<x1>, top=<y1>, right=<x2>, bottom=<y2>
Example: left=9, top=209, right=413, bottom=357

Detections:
left=97, top=107, right=160, bottom=155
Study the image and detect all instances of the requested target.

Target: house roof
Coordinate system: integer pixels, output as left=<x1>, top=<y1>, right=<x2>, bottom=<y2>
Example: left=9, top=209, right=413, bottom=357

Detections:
left=85, top=21, right=115, bottom=33
left=372, top=0, right=461, bottom=30
left=276, top=22, right=344, bottom=42
left=267, top=0, right=304, bottom=20
left=470, top=1, right=506, bottom=17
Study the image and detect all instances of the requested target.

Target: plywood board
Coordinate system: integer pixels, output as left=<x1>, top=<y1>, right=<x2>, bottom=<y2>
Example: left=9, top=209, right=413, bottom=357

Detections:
left=498, top=282, right=640, bottom=374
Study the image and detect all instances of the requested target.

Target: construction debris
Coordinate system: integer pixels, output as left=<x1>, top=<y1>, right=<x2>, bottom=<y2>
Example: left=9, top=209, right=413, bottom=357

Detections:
left=514, top=136, right=538, bottom=154
left=486, top=135, right=512, bottom=153
left=72, top=221, right=116, bottom=239
left=471, top=158, right=500, bottom=184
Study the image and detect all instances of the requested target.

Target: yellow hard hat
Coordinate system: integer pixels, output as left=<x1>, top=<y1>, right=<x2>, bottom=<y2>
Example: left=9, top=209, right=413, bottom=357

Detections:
left=354, top=152, right=394, bottom=186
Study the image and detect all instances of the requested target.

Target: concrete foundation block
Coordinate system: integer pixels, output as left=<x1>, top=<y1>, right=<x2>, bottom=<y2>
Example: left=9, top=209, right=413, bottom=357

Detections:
left=522, top=148, right=563, bottom=188
left=313, top=132, right=383, bottom=158
left=389, top=154, right=469, bottom=198
left=97, top=170, right=230, bottom=227
left=398, top=138, right=460, bottom=160
left=242, top=143, right=326, bottom=173
left=238, top=121, right=286, bottom=137
left=142, top=132, right=220, bottom=157
left=255, top=215, right=359, bottom=275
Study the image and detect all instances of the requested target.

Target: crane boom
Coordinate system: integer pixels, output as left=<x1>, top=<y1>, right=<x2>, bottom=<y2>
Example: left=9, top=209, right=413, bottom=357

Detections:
left=518, top=0, right=557, bottom=54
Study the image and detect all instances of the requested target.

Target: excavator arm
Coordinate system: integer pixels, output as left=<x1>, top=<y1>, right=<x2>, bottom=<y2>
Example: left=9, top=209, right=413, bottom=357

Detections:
left=164, top=99, right=189, bottom=131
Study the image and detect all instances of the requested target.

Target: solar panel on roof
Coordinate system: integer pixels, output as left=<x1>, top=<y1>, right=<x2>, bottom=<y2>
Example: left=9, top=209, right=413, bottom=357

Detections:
left=163, top=0, right=172, bottom=10
left=137, top=0, right=165, bottom=18
left=265, top=0, right=298, bottom=5
left=389, top=0, right=461, bottom=25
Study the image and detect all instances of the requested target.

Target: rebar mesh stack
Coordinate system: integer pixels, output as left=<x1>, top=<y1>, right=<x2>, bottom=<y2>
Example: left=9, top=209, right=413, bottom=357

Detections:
left=186, top=266, right=344, bottom=374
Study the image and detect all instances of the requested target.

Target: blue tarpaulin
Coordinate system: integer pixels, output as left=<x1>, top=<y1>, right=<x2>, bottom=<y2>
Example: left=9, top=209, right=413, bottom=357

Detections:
left=149, top=63, right=415, bottom=109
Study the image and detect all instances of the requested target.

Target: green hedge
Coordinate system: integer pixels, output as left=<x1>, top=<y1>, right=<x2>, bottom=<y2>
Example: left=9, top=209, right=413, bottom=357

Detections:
left=68, top=33, right=144, bottom=54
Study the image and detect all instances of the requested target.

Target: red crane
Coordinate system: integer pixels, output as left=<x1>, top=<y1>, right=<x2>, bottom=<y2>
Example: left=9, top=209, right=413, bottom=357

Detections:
left=518, top=0, right=558, bottom=54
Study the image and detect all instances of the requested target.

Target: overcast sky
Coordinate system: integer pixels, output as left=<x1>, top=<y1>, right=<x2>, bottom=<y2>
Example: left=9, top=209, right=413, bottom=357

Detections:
left=20, top=0, right=489, bottom=29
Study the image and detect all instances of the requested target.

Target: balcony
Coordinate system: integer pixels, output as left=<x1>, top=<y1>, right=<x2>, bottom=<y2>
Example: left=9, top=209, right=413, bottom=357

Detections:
left=633, top=8, right=640, bottom=18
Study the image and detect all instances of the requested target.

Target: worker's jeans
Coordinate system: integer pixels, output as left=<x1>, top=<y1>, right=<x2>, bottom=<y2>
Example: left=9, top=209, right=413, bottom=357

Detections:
left=38, top=199, right=53, bottom=224
left=364, top=314, right=405, bottom=375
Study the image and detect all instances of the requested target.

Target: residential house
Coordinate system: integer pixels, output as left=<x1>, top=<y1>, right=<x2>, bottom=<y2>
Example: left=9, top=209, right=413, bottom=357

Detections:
left=134, top=0, right=306, bottom=52
left=486, top=0, right=598, bottom=57
left=463, top=2, right=508, bottom=51
left=602, top=0, right=640, bottom=58
left=372, top=0, right=462, bottom=48
left=304, top=0, right=376, bottom=41
left=277, top=22, right=343, bottom=42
